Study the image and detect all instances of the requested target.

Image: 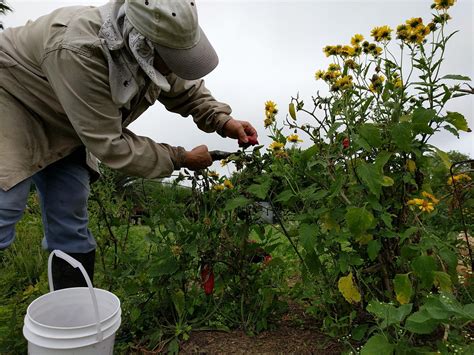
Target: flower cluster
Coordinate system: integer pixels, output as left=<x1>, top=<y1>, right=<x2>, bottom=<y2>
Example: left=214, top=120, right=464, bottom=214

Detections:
left=447, top=173, right=472, bottom=186
left=369, top=74, right=385, bottom=93
left=407, top=191, right=440, bottom=213
left=396, top=17, right=434, bottom=44
left=264, top=100, right=278, bottom=128
left=315, top=63, right=354, bottom=92
left=213, top=178, right=234, bottom=191
left=371, top=25, right=392, bottom=42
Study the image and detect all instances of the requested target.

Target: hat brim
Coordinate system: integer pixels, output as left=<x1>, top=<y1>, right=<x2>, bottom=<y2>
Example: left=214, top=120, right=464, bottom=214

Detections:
left=154, top=28, right=219, bottom=80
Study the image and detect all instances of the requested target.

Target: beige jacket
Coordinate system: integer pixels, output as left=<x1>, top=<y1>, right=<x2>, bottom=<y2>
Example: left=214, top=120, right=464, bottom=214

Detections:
left=0, top=5, right=232, bottom=191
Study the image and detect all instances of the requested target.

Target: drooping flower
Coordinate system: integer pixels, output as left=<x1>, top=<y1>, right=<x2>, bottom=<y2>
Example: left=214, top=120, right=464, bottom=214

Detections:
left=344, top=59, right=358, bottom=70
left=371, top=25, right=392, bottom=42
left=224, top=179, right=234, bottom=189
left=287, top=134, right=303, bottom=143
left=264, top=117, right=274, bottom=128
left=220, top=159, right=228, bottom=167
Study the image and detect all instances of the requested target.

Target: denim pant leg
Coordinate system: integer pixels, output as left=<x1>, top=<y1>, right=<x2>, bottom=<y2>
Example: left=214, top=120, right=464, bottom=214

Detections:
left=32, top=153, right=96, bottom=253
left=0, top=179, right=31, bottom=250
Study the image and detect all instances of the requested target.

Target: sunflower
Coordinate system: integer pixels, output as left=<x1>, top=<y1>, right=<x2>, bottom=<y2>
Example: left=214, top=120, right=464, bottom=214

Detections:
left=351, top=34, right=364, bottom=46
left=433, top=0, right=456, bottom=10
left=213, top=184, right=225, bottom=192
left=265, top=100, right=278, bottom=116
left=328, top=63, right=341, bottom=72
left=224, top=179, right=234, bottom=189
left=406, top=17, right=424, bottom=29
left=287, top=134, right=303, bottom=143
left=269, top=141, right=285, bottom=152
left=315, top=70, right=325, bottom=80
left=371, top=25, right=392, bottom=42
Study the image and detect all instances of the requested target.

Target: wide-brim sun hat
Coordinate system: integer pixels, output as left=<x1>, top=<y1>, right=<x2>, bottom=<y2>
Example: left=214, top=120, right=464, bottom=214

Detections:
left=125, top=0, right=219, bottom=80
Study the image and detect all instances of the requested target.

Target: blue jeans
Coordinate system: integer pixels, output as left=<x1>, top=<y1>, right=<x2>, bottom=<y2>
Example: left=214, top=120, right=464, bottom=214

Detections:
left=0, top=150, right=96, bottom=253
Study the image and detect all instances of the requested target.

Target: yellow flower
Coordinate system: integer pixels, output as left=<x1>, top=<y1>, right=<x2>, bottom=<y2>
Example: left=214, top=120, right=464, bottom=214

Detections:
left=447, top=173, right=472, bottom=185
left=407, top=197, right=435, bottom=213
left=393, top=77, right=403, bottom=88
left=433, top=0, right=456, bottom=10
left=328, top=63, right=341, bottom=72
left=220, top=159, right=228, bottom=167
left=422, top=191, right=440, bottom=205
left=340, top=45, right=356, bottom=57
left=419, top=200, right=435, bottom=213
left=224, top=179, right=234, bottom=189
left=265, top=100, right=278, bottom=116
left=406, top=17, right=424, bottom=30
left=315, top=70, right=325, bottom=80
left=287, top=134, right=303, bottom=143
left=351, top=34, right=364, bottom=46
left=333, top=75, right=353, bottom=91
left=213, top=184, right=225, bottom=191
left=369, top=74, right=385, bottom=93
left=323, top=45, right=337, bottom=57
left=269, top=141, right=285, bottom=151
left=371, top=25, right=392, bottom=42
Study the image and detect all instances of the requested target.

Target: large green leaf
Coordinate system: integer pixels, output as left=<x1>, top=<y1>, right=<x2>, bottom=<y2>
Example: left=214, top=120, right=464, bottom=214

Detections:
left=391, top=122, right=413, bottom=152
left=247, top=180, right=271, bottom=199
left=224, top=196, right=251, bottom=211
left=367, top=239, right=381, bottom=261
left=356, top=162, right=383, bottom=197
left=434, top=147, right=452, bottom=170
left=367, top=301, right=413, bottom=328
left=411, top=255, right=437, bottom=289
left=359, top=123, right=382, bottom=148
left=299, top=223, right=317, bottom=252
left=361, top=334, right=394, bottom=355
left=405, top=309, right=439, bottom=334
left=446, top=111, right=470, bottom=132
left=345, top=207, right=374, bottom=235
left=412, top=108, right=435, bottom=134
left=394, top=274, right=413, bottom=304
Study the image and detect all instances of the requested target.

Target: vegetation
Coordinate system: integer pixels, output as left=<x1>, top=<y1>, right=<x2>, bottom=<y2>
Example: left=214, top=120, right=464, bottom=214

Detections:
left=0, top=1, right=473, bottom=354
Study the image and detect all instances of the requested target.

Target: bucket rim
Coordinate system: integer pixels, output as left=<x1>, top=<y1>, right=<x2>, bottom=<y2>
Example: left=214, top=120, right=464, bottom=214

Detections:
left=26, top=287, right=121, bottom=331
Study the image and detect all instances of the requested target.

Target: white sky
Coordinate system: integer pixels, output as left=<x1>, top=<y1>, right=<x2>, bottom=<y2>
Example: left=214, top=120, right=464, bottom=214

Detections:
left=2, top=0, right=473, bottom=175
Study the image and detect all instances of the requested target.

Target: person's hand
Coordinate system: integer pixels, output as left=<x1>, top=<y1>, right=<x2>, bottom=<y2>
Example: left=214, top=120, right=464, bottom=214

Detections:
left=183, top=145, right=213, bottom=170
left=222, top=119, right=258, bottom=146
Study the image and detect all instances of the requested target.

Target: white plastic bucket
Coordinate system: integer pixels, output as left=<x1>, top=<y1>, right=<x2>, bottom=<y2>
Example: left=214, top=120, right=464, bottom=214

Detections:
left=23, top=250, right=121, bottom=354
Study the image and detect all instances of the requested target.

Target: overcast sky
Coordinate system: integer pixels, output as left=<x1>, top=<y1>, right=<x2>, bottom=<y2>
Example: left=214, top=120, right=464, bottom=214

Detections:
left=1, top=0, right=473, bottom=175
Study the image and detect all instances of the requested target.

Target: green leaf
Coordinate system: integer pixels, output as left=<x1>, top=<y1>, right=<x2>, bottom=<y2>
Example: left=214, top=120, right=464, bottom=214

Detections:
left=359, top=123, right=382, bottom=148
left=381, top=176, right=394, bottom=187
left=299, top=223, right=317, bottom=252
left=149, top=252, right=179, bottom=277
left=367, top=301, right=413, bottom=328
left=275, top=189, right=295, bottom=203
left=224, top=196, right=251, bottom=211
left=391, top=122, right=413, bottom=152
left=394, top=274, right=413, bottom=304
left=352, top=324, right=369, bottom=341
left=433, top=271, right=452, bottom=293
left=357, top=162, right=383, bottom=197
left=247, top=180, right=271, bottom=199
left=361, top=334, right=394, bottom=355
left=346, top=207, right=374, bottom=235
left=173, top=290, right=185, bottom=317
left=439, top=248, right=458, bottom=277
left=434, top=147, right=452, bottom=170
left=441, top=74, right=472, bottom=81
left=446, top=111, right=470, bottom=132
left=367, top=239, right=381, bottom=261
left=411, top=255, right=437, bottom=289
left=405, top=309, right=439, bottom=334
left=412, top=108, right=435, bottom=134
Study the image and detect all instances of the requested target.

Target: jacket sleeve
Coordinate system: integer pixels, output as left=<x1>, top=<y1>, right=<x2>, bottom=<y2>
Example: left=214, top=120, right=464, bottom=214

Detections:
left=41, top=48, right=186, bottom=178
left=157, top=73, right=233, bottom=136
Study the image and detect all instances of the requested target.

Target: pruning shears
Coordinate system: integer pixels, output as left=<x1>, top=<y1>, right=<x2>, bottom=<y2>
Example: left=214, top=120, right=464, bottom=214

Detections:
left=209, top=150, right=236, bottom=161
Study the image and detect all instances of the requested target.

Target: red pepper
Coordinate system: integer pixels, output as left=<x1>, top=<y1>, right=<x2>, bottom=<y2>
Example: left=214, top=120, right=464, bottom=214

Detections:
left=343, top=137, right=350, bottom=149
left=238, top=136, right=259, bottom=149
left=263, top=255, right=272, bottom=265
left=201, top=264, right=215, bottom=295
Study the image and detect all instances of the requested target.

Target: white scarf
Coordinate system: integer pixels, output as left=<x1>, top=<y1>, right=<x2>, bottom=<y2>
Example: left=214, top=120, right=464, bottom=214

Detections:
left=98, top=1, right=171, bottom=110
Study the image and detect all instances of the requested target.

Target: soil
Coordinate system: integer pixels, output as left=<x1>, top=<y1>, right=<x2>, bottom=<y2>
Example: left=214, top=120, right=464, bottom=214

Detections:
left=179, top=302, right=344, bottom=354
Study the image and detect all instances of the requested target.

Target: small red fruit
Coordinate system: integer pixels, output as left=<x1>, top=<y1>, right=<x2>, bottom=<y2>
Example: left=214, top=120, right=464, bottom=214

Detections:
left=263, top=255, right=272, bottom=265
left=342, top=137, right=350, bottom=149
left=201, top=264, right=215, bottom=295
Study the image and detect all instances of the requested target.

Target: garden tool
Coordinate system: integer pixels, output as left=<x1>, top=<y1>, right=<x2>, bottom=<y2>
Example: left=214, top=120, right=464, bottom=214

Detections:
left=209, top=150, right=235, bottom=161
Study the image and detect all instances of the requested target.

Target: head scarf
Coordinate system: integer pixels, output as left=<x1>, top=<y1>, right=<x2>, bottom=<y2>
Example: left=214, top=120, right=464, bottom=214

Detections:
left=98, top=1, right=171, bottom=109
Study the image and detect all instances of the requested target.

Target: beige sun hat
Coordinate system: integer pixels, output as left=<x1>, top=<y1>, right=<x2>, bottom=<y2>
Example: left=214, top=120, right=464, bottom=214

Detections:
left=124, top=0, right=219, bottom=80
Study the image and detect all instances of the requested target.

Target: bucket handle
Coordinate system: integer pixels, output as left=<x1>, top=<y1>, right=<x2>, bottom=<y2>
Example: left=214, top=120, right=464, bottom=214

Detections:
left=47, top=250, right=103, bottom=342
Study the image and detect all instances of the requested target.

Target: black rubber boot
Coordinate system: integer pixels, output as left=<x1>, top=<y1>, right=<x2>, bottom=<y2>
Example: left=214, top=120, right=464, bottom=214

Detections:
left=51, top=250, right=96, bottom=290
